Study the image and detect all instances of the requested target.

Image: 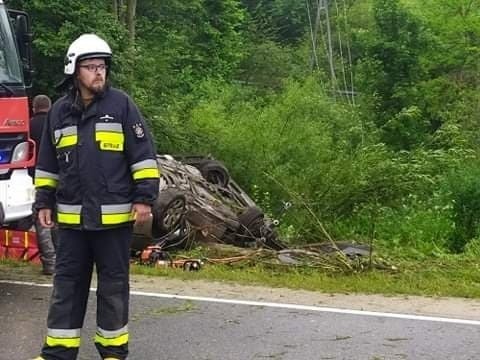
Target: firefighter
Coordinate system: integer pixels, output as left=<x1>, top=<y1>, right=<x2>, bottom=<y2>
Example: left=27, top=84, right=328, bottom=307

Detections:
left=30, top=94, right=57, bottom=275
left=31, top=34, right=160, bottom=360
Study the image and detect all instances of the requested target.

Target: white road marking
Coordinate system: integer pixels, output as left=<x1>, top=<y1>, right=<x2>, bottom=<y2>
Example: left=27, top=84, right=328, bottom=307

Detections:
left=2, top=279, right=480, bottom=326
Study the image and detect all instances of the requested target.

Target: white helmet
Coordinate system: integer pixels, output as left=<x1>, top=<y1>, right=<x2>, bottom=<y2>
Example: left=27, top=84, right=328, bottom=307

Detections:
left=64, top=34, right=112, bottom=75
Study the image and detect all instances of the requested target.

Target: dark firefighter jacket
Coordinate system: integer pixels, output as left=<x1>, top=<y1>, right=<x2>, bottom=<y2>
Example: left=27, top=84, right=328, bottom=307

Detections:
left=34, top=86, right=160, bottom=230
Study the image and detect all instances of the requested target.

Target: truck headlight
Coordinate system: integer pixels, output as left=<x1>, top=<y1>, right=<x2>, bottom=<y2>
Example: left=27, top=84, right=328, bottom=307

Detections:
left=11, top=142, right=29, bottom=163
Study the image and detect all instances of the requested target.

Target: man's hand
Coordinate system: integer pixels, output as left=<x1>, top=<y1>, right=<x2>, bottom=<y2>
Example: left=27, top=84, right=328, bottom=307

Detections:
left=132, top=203, right=152, bottom=225
left=38, top=208, right=55, bottom=228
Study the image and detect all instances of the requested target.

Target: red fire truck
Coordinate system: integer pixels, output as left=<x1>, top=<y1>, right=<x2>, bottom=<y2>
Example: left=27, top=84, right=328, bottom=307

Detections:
left=0, top=0, right=35, bottom=228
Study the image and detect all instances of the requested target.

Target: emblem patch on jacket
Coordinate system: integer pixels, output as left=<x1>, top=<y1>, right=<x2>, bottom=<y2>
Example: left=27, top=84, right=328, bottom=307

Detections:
left=132, top=123, right=145, bottom=138
left=100, top=114, right=114, bottom=122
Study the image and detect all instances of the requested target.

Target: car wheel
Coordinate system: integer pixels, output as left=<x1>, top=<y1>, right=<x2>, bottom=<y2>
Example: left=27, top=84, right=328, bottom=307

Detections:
left=198, top=160, right=230, bottom=187
left=237, top=206, right=264, bottom=242
left=152, top=189, right=186, bottom=237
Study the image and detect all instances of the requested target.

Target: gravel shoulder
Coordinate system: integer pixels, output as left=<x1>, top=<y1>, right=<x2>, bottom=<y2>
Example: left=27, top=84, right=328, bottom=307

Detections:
left=129, top=275, right=480, bottom=321
left=2, top=265, right=480, bottom=321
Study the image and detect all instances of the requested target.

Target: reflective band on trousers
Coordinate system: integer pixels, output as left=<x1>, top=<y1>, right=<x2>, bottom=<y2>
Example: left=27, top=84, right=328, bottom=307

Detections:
left=131, top=159, right=160, bottom=180
left=54, top=126, right=78, bottom=148
left=34, top=169, right=59, bottom=188
left=101, top=203, right=133, bottom=225
left=96, top=123, right=124, bottom=151
left=57, top=204, right=82, bottom=225
left=95, top=325, right=129, bottom=347
left=46, top=328, right=81, bottom=348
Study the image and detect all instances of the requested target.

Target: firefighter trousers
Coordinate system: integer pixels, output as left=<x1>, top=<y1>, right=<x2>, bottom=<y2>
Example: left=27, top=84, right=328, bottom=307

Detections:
left=35, top=219, right=56, bottom=274
left=40, top=226, right=132, bottom=360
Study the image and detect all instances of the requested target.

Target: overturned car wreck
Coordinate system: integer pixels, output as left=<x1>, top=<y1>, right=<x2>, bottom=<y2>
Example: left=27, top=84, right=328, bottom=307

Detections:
left=132, top=155, right=287, bottom=255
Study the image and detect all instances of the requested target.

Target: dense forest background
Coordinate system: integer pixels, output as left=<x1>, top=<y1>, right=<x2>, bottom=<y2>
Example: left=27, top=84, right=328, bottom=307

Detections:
left=9, top=0, right=480, bottom=257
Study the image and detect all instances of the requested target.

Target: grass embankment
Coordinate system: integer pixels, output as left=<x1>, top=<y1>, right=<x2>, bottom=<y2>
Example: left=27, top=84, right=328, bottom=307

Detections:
left=2, top=253, right=480, bottom=299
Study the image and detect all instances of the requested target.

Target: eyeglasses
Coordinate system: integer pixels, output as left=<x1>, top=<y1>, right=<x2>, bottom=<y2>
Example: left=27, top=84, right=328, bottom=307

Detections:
left=78, top=64, right=108, bottom=72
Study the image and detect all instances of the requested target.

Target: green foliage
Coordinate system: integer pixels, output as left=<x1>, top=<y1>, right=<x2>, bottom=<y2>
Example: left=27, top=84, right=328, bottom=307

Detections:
left=241, top=0, right=307, bottom=43
left=9, top=0, right=130, bottom=97
left=185, top=77, right=454, bottom=243
left=354, top=0, right=429, bottom=149
left=7, top=0, right=480, bottom=258
left=446, top=163, right=480, bottom=252
left=235, top=40, right=308, bottom=89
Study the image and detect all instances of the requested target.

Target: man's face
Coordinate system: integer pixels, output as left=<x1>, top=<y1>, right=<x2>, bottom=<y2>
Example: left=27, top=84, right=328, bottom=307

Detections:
left=76, top=58, right=107, bottom=96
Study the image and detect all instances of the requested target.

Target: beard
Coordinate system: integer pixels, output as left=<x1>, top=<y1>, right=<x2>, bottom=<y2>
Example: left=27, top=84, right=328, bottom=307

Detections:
left=88, top=77, right=106, bottom=94
left=75, top=74, right=107, bottom=98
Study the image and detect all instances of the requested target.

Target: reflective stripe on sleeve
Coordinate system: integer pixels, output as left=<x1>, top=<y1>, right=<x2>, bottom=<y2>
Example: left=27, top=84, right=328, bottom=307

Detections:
left=101, top=203, right=133, bottom=225
left=57, top=204, right=82, bottom=225
left=46, top=328, right=81, bottom=348
left=35, top=169, right=59, bottom=188
left=130, top=159, right=160, bottom=180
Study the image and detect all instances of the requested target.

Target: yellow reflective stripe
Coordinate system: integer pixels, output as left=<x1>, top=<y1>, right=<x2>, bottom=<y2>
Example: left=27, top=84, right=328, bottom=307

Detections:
left=46, top=336, right=81, bottom=348
left=133, top=168, right=160, bottom=180
left=35, top=177, right=58, bottom=188
left=96, top=131, right=124, bottom=143
left=57, top=204, right=81, bottom=224
left=35, top=169, right=59, bottom=188
left=94, top=332, right=129, bottom=347
left=101, top=213, right=133, bottom=225
left=96, top=132, right=124, bottom=152
left=55, top=126, right=78, bottom=148
left=57, top=135, right=78, bottom=148
left=57, top=213, right=81, bottom=225
left=32, top=357, right=45, bottom=360
left=101, top=204, right=133, bottom=224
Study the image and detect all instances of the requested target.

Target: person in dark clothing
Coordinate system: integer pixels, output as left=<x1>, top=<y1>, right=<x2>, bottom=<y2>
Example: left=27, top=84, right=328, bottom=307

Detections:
left=30, top=95, right=52, bottom=162
left=30, top=94, right=56, bottom=275
left=31, top=33, right=160, bottom=360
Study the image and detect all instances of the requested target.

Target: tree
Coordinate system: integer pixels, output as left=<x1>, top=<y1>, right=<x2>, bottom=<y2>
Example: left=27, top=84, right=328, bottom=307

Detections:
left=354, top=0, right=428, bottom=149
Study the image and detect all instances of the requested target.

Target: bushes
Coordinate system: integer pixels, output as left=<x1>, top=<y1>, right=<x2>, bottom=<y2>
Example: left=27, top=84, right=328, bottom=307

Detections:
left=446, top=163, right=480, bottom=252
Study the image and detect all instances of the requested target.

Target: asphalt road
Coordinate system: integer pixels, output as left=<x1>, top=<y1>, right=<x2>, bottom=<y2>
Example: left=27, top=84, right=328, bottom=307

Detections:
left=1, top=281, right=479, bottom=360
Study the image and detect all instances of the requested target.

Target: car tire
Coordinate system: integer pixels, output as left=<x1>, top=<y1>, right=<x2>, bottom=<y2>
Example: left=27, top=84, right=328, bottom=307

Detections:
left=152, top=189, right=186, bottom=237
left=237, top=206, right=264, bottom=240
left=198, top=160, right=230, bottom=187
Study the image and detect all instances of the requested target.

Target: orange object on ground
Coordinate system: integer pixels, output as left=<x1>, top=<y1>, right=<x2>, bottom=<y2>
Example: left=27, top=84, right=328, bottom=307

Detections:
left=0, top=229, right=40, bottom=264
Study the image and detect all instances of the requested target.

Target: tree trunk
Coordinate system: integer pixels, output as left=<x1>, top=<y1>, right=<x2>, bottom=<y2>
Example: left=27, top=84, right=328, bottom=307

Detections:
left=126, top=0, right=137, bottom=42
left=112, top=0, right=119, bottom=20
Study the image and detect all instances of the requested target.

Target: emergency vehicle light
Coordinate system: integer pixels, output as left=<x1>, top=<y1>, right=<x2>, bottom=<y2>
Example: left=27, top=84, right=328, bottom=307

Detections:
left=0, top=150, right=9, bottom=163
left=11, top=142, right=29, bottom=163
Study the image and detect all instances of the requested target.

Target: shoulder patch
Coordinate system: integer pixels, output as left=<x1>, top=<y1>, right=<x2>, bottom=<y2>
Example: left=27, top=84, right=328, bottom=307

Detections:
left=132, top=123, right=145, bottom=139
